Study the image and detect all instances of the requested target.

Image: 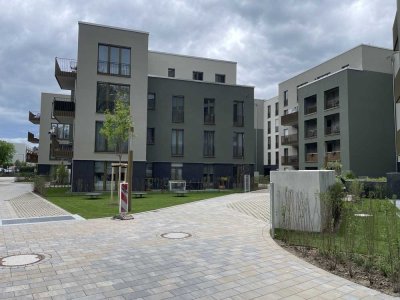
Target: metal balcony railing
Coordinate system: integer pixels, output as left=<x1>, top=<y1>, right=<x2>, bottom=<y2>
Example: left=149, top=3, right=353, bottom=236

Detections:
left=97, top=61, right=131, bottom=77
left=325, top=126, right=340, bottom=135
left=281, top=111, right=298, bottom=126
left=51, top=143, right=73, bottom=160
left=55, top=57, right=77, bottom=90
left=53, top=97, right=75, bottom=122
left=325, top=98, right=339, bottom=110
left=326, top=151, right=341, bottom=162
left=305, top=153, right=318, bottom=163
left=25, top=148, right=38, bottom=163
left=27, top=132, right=39, bottom=144
left=281, top=155, right=299, bottom=166
left=281, top=134, right=298, bottom=145
left=305, top=105, right=317, bottom=115
left=29, top=111, right=40, bottom=124
left=305, top=128, right=317, bottom=138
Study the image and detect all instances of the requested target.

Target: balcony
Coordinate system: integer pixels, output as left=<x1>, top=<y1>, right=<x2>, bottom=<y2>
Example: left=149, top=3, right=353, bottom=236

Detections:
left=281, top=155, right=299, bottom=166
left=305, top=128, right=317, bottom=139
left=325, top=126, right=340, bottom=136
left=281, top=110, right=298, bottom=126
left=281, top=133, right=298, bottom=146
left=304, top=105, right=317, bottom=115
left=326, top=151, right=341, bottom=162
left=53, top=97, right=75, bottom=123
left=25, top=148, right=38, bottom=163
left=27, top=132, right=39, bottom=144
left=305, top=153, right=318, bottom=163
left=51, top=142, right=73, bottom=160
left=55, top=57, right=77, bottom=90
left=325, top=98, right=339, bottom=110
left=29, top=111, right=40, bottom=124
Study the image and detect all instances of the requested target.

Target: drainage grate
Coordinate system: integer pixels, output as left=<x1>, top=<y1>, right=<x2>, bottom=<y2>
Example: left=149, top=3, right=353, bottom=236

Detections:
left=1, top=215, right=76, bottom=226
left=161, top=232, right=192, bottom=239
left=0, top=254, right=45, bottom=267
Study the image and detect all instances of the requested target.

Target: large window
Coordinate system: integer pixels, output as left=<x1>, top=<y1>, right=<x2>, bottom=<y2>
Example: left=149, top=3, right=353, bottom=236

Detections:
left=51, top=123, right=71, bottom=140
left=171, top=129, right=184, bottom=156
left=204, top=98, right=215, bottom=125
left=267, top=121, right=271, bottom=134
left=233, top=132, right=244, bottom=158
left=147, top=128, right=155, bottom=145
left=193, top=71, right=203, bottom=81
left=283, top=90, right=288, bottom=106
left=233, top=101, right=244, bottom=127
left=172, top=96, right=184, bottom=123
left=275, top=102, right=279, bottom=116
left=95, top=121, right=128, bottom=153
left=267, top=136, right=271, bottom=150
left=267, top=105, right=271, bottom=118
left=203, top=131, right=215, bottom=157
left=148, top=93, right=155, bottom=110
left=96, top=82, right=129, bottom=113
left=98, top=44, right=131, bottom=76
left=325, top=87, right=339, bottom=109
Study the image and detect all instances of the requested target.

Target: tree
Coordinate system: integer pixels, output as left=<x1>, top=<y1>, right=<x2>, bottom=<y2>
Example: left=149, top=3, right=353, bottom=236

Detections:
left=0, top=140, right=15, bottom=167
left=56, top=162, right=69, bottom=184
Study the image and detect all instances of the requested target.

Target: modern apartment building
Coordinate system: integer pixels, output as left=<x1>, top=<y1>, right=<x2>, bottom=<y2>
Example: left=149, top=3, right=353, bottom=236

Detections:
left=279, top=45, right=396, bottom=177
left=263, top=96, right=280, bottom=175
left=30, top=22, right=255, bottom=191
left=254, top=99, right=265, bottom=175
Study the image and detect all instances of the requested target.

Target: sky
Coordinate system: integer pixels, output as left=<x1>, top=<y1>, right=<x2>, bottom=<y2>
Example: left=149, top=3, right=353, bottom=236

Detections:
left=0, top=0, right=396, bottom=144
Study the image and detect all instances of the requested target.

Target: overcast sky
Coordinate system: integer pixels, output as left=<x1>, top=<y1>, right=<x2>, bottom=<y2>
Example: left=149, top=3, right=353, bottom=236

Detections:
left=0, top=0, right=396, bottom=144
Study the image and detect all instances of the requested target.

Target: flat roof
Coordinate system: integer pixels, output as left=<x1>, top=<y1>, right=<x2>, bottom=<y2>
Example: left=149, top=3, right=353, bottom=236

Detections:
left=297, top=67, right=362, bottom=89
left=149, top=50, right=237, bottom=65
left=78, top=21, right=149, bottom=35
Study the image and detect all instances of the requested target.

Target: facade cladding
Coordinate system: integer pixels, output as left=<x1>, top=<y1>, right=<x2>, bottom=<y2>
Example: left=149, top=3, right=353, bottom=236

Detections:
left=34, top=22, right=256, bottom=191
left=393, top=0, right=400, bottom=159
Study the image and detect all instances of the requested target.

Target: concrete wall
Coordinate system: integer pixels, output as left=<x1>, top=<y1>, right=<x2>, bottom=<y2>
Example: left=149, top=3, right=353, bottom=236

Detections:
left=270, top=170, right=335, bottom=232
left=148, top=51, right=236, bottom=84
left=147, top=76, right=255, bottom=165
left=12, top=143, right=27, bottom=163
left=74, top=22, right=149, bottom=163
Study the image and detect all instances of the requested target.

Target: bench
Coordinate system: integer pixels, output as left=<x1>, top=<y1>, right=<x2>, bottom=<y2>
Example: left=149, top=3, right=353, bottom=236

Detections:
left=133, top=192, right=147, bottom=198
left=85, top=192, right=102, bottom=199
left=174, top=190, right=188, bottom=197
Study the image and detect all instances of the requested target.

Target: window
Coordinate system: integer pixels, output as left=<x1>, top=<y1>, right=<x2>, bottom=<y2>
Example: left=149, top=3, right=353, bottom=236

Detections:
left=168, top=68, right=175, bottom=78
left=171, top=129, right=184, bottom=156
left=276, top=151, right=280, bottom=165
left=275, top=119, right=279, bottom=132
left=233, top=101, right=244, bottom=127
left=267, top=152, right=271, bottom=165
left=325, top=87, right=339, bottom=109
left=51, top=123, right=71, bottom=140
left=203, top=165, right=214, bottom=188
left=204, top=98, right=215, bottom=124
left=203, top=131, right=215, bottom=157
left=95, top=121, right=128, bottom=153
left=233, top=132, right=244, bottom=158
left=98, top=44, right=131, bottom=76
left=147, top=128, right=155, bottom=145
left=267, top=121, right=271, bottom=134
left=147, top=93, right=155, bottom=110
left=284, top=90, right=288, bottom=106
left=215, top=74, right=225, bottom=83
left=284, top=109, right=288, bottom=115
left=275, top=102, right=279, bottom=116
left=275, top=135, right=279, bottom=148
left=96, top=82, right=129, bottom=113
left=146, top=163, right=153, bottom=178
left=267, top=137, right=271, bottom=149
left=172, top=96, right=184, bottom=123
left=171, top=163, right=183, bottom=180
left=267, top=105, right=271, bottom=118
left=193, top=71, right=203, bottom=81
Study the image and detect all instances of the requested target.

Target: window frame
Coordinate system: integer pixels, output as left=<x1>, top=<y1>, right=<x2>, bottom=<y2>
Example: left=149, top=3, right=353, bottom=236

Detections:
left=147, top=93, right=156, bottom=110
left=172, top=95, right=184, bottom=123
left=193, top=71, right=204, bottom=81
left=96, top=82, right=130, bottom=113
left=233, top=132, right=244, bottom=158
left=204, top=98, right=215, bottom=125
left=97, top=44, right=131, bottom=77
left=171, top=129, right=184, bottom=156
left=203, top=130, right=215, bottom=157
left=147, top=128, right=155, bottom=145
left=233, top=101, right=244, bottom=127
left=168, top=68, right=175, bottom=78
left=215, top=73, right=226, bottom=83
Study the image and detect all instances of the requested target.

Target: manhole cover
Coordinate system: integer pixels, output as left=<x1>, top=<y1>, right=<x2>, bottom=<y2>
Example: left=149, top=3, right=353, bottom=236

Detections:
left=0, top=254, right=45, bottom=267
left=161, top=232, right=191, bottom=239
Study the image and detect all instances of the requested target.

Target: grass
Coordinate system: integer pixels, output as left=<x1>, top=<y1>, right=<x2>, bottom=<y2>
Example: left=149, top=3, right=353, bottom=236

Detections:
left=46, top=187, right=234, bottom=219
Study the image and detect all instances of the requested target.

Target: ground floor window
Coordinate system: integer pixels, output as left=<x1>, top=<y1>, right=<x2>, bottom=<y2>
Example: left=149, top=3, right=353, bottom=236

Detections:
left=203, top=165, right=214, bottom=188
left=94, top=161, right=126, bottom=191
left=171, top=163, right=183, bottom=180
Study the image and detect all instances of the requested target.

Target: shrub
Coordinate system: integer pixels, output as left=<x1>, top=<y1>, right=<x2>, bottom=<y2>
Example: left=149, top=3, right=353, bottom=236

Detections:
left=33, top=176, right=47, bottom=196
left=349, top=180, right=364, bottom=202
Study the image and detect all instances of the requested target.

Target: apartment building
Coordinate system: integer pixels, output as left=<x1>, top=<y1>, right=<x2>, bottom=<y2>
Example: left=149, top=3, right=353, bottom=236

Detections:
left=393, top=0, right=400, bottom=163
left=263, top=96, right=280, bottom=175
left=279, top=45, right=396, bottom=177
left=254, top=99, right=265, bottom=175
left=30, top=22, right=255, bottom=191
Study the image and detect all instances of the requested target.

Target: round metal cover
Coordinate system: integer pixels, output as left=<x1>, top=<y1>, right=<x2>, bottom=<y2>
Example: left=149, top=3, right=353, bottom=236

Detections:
left=161, top=232, right=191, bottom=239
left=0, top=254, right=45, bottom=267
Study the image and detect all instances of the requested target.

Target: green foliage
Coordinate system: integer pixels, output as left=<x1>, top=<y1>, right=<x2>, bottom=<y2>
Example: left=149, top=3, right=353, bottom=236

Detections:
left=56, top=163, right=68, bottom=184
left=19, top=166, right=35, bottom=173
left=349, top=180, right=364, bottom=202
left=100, top=99, right=133, bottom=155
left=326, top=161, right=342, bottom=176
left=33, top=176, right=47, bottom=196
left=322, top=182, right=345, bottom=231
left=343, top=171, right=356, bottom=179
left=0, top=140, right=15, bottom=167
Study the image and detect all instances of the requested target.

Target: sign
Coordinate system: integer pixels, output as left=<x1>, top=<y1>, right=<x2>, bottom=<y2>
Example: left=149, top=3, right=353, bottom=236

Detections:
left=119, top=182, right=129, bottom=213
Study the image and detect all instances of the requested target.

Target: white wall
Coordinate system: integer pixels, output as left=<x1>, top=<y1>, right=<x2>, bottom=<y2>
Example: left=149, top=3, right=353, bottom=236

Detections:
left=148, top=51, right=237, bottom=84
left=263, top=96, right=279, bottom=166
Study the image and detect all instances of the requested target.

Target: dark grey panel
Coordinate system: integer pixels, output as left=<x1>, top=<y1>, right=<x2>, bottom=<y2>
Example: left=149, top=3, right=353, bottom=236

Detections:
left=72, top=160, right=95, bottom=192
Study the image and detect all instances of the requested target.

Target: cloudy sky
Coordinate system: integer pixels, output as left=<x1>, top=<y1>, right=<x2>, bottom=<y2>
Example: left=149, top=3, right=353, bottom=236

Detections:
left=0, top=0, right=396, bottom=144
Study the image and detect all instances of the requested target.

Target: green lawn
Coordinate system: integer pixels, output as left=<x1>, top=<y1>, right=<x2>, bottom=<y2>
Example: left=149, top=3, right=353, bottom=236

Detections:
left=46, top=188, right=234, bottom=219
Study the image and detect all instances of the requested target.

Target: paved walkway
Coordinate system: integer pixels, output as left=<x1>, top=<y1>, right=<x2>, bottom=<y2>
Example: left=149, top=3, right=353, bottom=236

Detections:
left=0, top=182, right=394, bottom=299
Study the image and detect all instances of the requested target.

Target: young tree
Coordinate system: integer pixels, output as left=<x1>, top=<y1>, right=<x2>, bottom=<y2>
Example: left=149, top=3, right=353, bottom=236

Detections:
left=0, top=140, right=15, bottom=167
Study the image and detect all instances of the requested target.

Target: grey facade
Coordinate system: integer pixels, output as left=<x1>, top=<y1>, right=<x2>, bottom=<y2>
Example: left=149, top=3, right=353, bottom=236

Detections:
left=298, top=69, right=395, bottom=177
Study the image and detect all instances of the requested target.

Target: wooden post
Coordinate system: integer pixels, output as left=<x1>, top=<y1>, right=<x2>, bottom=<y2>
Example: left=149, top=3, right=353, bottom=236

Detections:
left=111, top=166, right=114, bottom=202
left=127, top=150, right=133, bottom=212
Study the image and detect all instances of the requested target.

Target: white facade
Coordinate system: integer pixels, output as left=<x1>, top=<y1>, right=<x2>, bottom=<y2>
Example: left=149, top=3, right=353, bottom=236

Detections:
left=263, top=96, right=280, bottom=169
left=278, top=44, right=393, bottom=169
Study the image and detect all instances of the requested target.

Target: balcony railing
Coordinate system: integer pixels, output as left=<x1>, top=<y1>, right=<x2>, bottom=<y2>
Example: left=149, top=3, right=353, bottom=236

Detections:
left=305, top=128, right=317, bottom=139
left=51, top=143, right=73, bottom=160
left=25, top=148, right=38, bottom=163
left=55, top=57, right=77, bottom=90
left=29, top=111, right=40, bottom=124
left=97, top=61, right=131, bottom=77
left=325, top=126, right=340, bottom=136
left=326, top=151, right=341, bottom=162
left=325, top=98, right=339, bottom=110
left=27, top=132, right=39, bottom=144
left=305, top=153, right=318, bottom=163
left=53, top=97, right=75, bottom=123
left=281, top=134, right=298, bottom=146
left=281, top=111, right=298, bottom=126
left=305, top=105, right=317, bottom=115
left=233, top=116, right=244, bottom=127
left=204, top=114, right=215, bottom=125
left=281, top=155, right=299, bottom=166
